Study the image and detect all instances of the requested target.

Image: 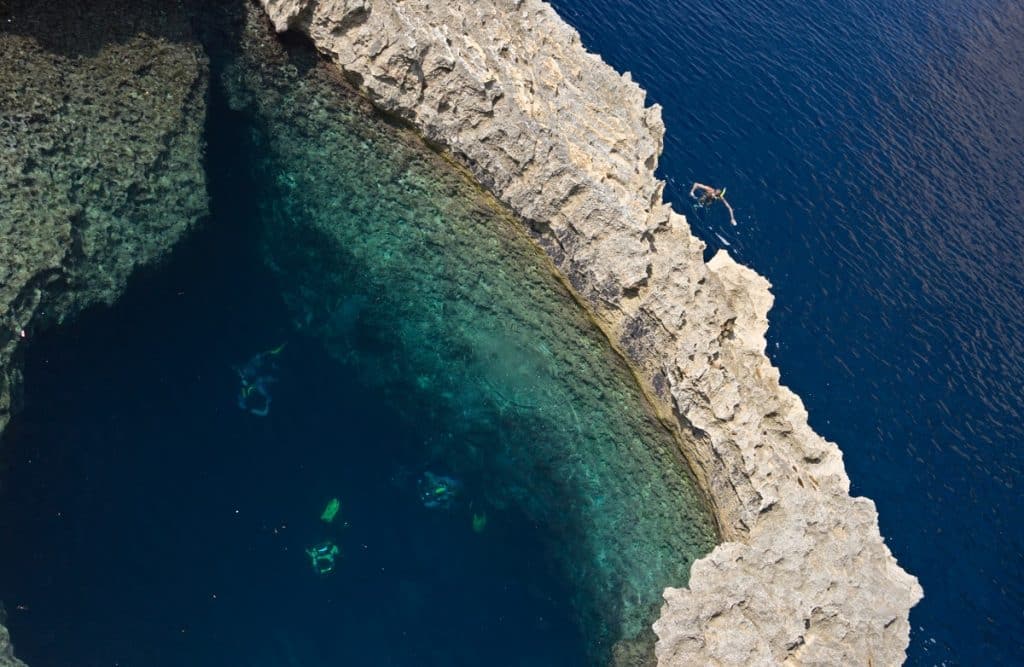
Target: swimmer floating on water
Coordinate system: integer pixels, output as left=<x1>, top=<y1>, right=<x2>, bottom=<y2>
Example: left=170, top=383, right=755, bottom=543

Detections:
left=690, top=182, right=737, bottom=226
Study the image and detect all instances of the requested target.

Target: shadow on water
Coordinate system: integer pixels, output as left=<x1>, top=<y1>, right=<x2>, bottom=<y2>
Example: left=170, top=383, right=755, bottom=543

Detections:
left=0, top=21, right=586, bottom=667
left=0, top=1, right=720, bottom=665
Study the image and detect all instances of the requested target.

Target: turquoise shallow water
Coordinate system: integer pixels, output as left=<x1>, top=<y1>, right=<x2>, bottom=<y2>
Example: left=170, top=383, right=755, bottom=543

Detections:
left=0, top=3, right=717, bottom=664
left=227, top=18, right=718, bottom=656
left=549, top=0, right=1024, bottom=662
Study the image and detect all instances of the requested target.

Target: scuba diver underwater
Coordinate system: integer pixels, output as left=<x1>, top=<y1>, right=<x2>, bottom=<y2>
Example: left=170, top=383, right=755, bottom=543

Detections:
left=301, top=474, right=484, bottom=579
left=418, top=471, right=462, bottom=510
left=306, top=541, right=340, bottom=576
left=306, top=497, right=345, bottom=576
left=235, top=343, right=285, bottom=417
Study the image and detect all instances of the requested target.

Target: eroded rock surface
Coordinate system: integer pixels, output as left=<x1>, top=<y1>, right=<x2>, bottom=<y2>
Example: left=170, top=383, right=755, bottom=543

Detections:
left=0, top=609, right=24, bottom=667
left=259, top=0, right=923, bottom=663
left=222, top=9, right=717, bottom=657
left=0, top=3, right=208, bottom=657
left=0, top=2, right=207, bottom=435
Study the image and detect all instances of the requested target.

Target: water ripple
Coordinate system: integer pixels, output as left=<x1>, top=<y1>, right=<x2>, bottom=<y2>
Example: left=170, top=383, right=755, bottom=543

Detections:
left=550, top=0, right=1023, bottom=662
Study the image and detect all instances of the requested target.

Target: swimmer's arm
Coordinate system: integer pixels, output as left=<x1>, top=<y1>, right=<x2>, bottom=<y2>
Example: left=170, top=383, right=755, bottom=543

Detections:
left=721, top=197, right=738, bottom=226
left=688, top=181, right=712, bottom=196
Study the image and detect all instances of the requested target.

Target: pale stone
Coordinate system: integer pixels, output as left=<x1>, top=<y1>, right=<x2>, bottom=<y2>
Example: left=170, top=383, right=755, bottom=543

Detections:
left=257, top=0, right=924, bottom=664
left=0, top=617, right=25, bottom=667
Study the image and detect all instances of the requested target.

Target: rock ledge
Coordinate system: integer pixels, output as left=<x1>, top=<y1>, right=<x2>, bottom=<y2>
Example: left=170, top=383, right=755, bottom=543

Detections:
left=269, top=0, right=922, bottom=663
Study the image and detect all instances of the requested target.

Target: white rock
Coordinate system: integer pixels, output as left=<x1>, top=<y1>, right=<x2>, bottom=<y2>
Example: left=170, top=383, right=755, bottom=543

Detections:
left=258, top=1, right=923, bottom=663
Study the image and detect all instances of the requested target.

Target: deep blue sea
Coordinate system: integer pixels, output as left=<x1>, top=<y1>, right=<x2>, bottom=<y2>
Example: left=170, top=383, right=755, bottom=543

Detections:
left=548, top=0, right=1023, bottom=663
left=0, top=1, right=1020, bottom=665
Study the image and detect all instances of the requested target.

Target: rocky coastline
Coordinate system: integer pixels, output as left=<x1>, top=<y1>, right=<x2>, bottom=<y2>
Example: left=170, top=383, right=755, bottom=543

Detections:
left=257, top=1, right=923, bottom=663
left=0, top=615, right=22, bottom=667
left=0, top=0, right=923, bottom=663
left=223, top=7, right=719, bottom=657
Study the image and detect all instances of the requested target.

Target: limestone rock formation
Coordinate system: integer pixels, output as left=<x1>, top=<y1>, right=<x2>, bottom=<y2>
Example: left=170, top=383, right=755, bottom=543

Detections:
left=222, top=7, right=719, bottom=655
left=0, top=3, right=208, bottom=657
left=258, top=0, right=923, bottom=664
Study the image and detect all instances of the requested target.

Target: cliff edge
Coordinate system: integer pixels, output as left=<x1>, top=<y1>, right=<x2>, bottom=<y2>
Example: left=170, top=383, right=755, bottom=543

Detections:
left=258, top=0, right=923, bottom=663
left=0, top=610, right=24, bottom=667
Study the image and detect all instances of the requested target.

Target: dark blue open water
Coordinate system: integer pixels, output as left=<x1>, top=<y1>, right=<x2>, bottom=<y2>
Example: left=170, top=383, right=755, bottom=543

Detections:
left=548, top=0, right=1023, bottom=663
left=1, top=1, right=1020, bottom=665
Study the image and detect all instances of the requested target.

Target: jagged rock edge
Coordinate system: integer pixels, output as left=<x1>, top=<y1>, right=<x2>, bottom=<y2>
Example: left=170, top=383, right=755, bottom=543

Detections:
left=262, top=0, right=923, bottom=664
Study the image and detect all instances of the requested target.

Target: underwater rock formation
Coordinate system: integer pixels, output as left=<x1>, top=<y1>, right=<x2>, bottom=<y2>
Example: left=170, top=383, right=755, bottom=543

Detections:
left=258, top=0, right=923, bottom=664
left=221, top=8, right=717, bottom=658
left=0, top=3, right=207, bottom=657
left=0, top=616, right=25, bottom=667
left=0, top=1, right=207, bottom=437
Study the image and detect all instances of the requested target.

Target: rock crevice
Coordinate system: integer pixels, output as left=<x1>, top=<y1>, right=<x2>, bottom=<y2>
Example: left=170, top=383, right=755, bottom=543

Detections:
left=258, top=0, right=923, bottom=663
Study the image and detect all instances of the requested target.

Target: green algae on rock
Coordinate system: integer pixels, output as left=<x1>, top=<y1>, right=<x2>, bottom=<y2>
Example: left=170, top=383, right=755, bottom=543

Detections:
left=0, top=2, right=209, bottom=663
left=224, top=11, right=718, bottom=659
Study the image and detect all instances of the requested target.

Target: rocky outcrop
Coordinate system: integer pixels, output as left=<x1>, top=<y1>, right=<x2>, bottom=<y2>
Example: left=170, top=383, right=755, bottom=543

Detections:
left=0, top=608, right=25, bottom=667
left=224, top=8, right=719, bottom=656
left=258, top=1, right=923, bottom=664
left=0, top=3, right=208, bottom=657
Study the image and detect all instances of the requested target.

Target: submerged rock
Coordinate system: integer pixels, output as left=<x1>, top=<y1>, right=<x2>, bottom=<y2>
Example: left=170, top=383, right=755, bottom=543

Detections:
left=223, top=9, right=718, bottom=657
left=0, top=0, right=208, bottom=435
left=0, top=610, right=24, bottom=667
left=0, top=2, right=208, bottom=657
left=258, top=0, right=923, bottom=664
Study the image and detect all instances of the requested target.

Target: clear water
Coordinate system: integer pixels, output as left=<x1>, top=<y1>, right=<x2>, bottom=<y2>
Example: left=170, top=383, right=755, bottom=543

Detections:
left=227, top=18, right=717, bottom=655
left=0, top=4, right=717, bottom=665
left=548, top=0, right=1024, bottom=663
left=0, top=193, right=587, bottom=667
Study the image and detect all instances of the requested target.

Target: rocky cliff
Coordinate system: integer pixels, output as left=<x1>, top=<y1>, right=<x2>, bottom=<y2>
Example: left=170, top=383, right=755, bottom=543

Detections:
left=0, top=3, right=208, bottom=658
left=257, top=1, right=923, bottom=664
